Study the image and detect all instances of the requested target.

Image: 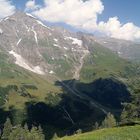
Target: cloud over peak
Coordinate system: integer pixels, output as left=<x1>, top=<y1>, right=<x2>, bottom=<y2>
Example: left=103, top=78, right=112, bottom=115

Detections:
left=25, top=0, right=40, bottom=11
left=33, top=0, right=104, bottom=28
left=0, top=0, right=15, bottom=19
left=98, top=17, right=140, bottom=41
left=27, top=0, right=140, bottom=41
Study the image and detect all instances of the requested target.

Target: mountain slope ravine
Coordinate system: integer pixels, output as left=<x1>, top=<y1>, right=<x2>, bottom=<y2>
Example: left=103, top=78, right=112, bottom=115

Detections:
left=73, top=50, right=89, bottom=80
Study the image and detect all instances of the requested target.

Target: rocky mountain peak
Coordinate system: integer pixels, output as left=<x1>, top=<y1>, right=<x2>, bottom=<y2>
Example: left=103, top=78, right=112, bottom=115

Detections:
left=0, top=11, right=139, bottom=80
left=0, top=11, right=91, bottom=80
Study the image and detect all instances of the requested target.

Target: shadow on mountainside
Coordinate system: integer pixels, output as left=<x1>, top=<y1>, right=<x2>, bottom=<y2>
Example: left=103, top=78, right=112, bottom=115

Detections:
left=55, top=78, right=131, bottom=113
left=69, top=78, right=131, bottom=109
left=0, top=78, right=131, bottom=140
left=24, top=93, right=104, bottom=139
left=0, top=108, right=10, bottom=131
left=24, top=78, right=131, bottom=139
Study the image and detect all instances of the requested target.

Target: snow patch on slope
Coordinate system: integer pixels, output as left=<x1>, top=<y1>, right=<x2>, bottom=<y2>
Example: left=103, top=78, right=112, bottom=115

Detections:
left=4, top=17, right=9, bottom=21
left=33, top=66, right=44, bottom=75
left=36, top=20, right=51, bottom=29
left=64, top=54, right=68, bottom=57
left=0, top=28, right=3, bottom=34
left=54, top=38, right=58, bottom=42
left=24, top=24, right=30, bottom=32
left=16, top=38, right=22, bottom=46
left=64, top=47, right=68, bottom=50
left=49, top=70, right=55, bottom=74
left=31, top=27, right=38, bottom=44
left=9, top=50, right=44, bottom=75
left=65, top=37, right=82, bottom=46
left=26, top=13, right=36, bottom=19
left=53, top=44, right=61, bottom=48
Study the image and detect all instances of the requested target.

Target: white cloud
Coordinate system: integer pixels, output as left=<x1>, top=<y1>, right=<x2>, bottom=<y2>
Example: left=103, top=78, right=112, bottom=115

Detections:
left=25, top=0, right=40, bottom=11
left=0, top=0, right=15, bottom=19
left=98, top=17, right=140, bottom=41
left=33, top=0, right=104, bottom=29
left=27, top=0, right=140, bottom=41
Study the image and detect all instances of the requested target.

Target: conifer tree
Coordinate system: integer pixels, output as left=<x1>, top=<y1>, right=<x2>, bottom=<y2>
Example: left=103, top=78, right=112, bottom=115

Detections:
left=101, top=112, right=116, bottom=128
left=38, top=126, right=45, bottom=140
left=52, top=133, right=59, bottom=140
left=94, top=122, right=99, bottom=130
left=2, top=118, right=12, bottom=140
left=121, top=108, right=129, bottom=124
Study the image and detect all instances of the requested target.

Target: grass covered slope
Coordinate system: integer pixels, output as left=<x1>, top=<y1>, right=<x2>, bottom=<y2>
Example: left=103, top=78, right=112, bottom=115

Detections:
left=0, top=41, right=139, bottom=139
left=80, top=42, right=137, bottom=82
left=60, top=125, right=140, bottom=140
left=0, top=51, right=62, bottom=109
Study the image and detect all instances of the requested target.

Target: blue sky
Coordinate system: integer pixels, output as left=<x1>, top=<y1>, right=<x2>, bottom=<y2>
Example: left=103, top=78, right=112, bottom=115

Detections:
left=1, top=0, right=140, bottom=41
left=98, top=0, right=140, bottom=26
left=12, top=0, right=44, bottom=10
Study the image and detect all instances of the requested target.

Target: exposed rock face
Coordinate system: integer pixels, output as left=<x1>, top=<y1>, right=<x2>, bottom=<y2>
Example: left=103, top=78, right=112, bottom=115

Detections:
left=96, top=37, right=140, bottom=61
left=0, top=11, right=139, bottom=80
left=0, top=11, right=90, bottom=79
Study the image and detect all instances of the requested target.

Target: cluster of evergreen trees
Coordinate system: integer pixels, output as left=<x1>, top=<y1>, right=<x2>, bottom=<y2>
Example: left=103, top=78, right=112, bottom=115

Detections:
left=101, top=112, right=117, bottom=128
left=76, top=112, right=117, bottom=135
left=93, top=112, right=117, bottom=130
left=0, top=118, right=45, bottom=140
left=1, top=111, right=138, bottom=140
left=0, top=113, right=117, bottom=140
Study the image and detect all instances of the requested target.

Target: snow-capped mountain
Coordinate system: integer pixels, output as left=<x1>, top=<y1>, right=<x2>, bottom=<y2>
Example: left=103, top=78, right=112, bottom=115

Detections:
left=0, top=11, right=139, bottom=80
left=0, top=11, right=91, bottom=80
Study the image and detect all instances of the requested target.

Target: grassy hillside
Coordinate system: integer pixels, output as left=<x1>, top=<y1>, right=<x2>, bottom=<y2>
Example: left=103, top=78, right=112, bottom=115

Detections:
left=0, top=51, right=63, bottom=126
left=59, top=125, right=140, bottom=140
left=78, top=42, right=140, bottom=123
left=0, top=51, right=61, bottom=101
left=80, top=42, right=139, bottom=83
left=0, top=51, right=105, bottom=138
left=0, top=43, right=139, bottom=139
left=0, top=63, right=62, bottom=109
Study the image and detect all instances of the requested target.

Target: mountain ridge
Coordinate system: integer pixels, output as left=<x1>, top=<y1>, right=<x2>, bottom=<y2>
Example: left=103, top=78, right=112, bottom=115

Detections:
left=0, top=11, right=91, bottom=80
left=0, top=11, right=140, bottom=81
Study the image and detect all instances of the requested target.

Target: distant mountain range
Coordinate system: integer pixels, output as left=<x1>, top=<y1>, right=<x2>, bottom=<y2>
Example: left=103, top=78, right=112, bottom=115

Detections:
left=0, top=11, right=140, bottom=80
